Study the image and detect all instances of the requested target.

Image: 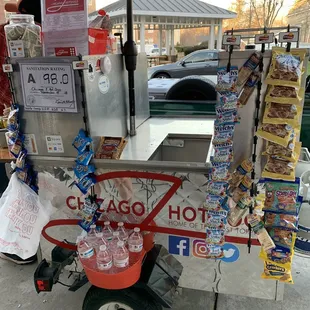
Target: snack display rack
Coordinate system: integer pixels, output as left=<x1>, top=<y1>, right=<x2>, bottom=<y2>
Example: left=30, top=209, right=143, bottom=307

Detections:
left=1, top=1, right=309, bottom=307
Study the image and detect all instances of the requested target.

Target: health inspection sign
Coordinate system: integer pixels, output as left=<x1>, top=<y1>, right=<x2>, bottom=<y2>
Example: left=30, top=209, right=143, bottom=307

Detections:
left=20, top=63, right=77, bottom=113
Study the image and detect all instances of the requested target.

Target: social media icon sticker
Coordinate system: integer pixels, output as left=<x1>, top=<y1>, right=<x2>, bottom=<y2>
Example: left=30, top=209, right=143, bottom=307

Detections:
left=168, top=236, right=190, bottom=256
left=192, top=239, right=208, bottom=258
left=220, top=243, right=240, bottom=263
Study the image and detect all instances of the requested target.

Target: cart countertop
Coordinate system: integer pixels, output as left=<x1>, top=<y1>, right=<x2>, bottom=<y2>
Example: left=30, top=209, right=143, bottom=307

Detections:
left=121, top=117, right=215, bottom=161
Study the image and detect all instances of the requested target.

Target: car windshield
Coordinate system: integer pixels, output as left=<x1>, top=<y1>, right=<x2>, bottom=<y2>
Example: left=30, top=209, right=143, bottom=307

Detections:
left=182, top=51, right=218, bottom=63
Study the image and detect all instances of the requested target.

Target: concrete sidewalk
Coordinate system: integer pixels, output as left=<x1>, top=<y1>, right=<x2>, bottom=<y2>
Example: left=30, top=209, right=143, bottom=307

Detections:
left=0, top=254, right=309, bottom=310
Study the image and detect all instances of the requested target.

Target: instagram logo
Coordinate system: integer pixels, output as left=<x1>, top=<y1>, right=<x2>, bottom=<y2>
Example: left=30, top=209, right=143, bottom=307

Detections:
left=193, top=239, right=208, bottom=258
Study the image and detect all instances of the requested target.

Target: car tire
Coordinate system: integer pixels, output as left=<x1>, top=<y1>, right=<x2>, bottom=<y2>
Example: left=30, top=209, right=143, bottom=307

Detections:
left=82, top=286, right=162, bottom=310
left=153, top=73, right=170, bottom=79
left=165, top=76, right=217, bottom=101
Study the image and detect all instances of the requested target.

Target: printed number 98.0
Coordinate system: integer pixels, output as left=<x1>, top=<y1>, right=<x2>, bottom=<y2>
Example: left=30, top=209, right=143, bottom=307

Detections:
left=43, top=73, right=69, bottom=85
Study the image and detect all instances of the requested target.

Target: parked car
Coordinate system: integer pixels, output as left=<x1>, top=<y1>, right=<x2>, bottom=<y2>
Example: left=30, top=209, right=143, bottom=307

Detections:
left=148, top=49, right=219, bottom=79
left=147, top=48, right=167, bottom=56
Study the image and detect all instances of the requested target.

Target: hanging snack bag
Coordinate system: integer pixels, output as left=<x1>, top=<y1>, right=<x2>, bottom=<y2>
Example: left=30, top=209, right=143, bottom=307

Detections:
left=76, top=150, right=94, bottom=166
left=216, top=66, right=238, bottom=93
left=218, top=92, right=239, bottom=109
left=74, top=164, right=96, bottom=180
left=96, top=136, right=127, bottom=159
left=75, top=175, right=96, bottom=195
left=215, top=108, right=239, bottom=125
left=265, top=85, right=303, bottom=105
left=263, top=180, right=299, bottom=214
left=204, top=194, right=228, bottom=211
left=266, top=48, right=306, bottom=87
left=256, top=123, right=295, bottom=147
left=206, top=210, right=228, bottom=229
left=263, top=140, right=301, bottom=162
left=237, top=51, right=262, bottom=88
left=238, top=72, right=260, bottom=106
left=231, top=175, right=253, bottom=203
left=264, top=212, right=298, bottom=231
left=206, top=181, right=229, bottom=196
left=227, top=196, right=252, bottom=227
left=73, top=129, right=92, bottom=153
left=213, top=124, right=235, bottom=145
left=229, top=158, right=253, bottom=188
left=211, top=143, right=234, bottom=162
left=206, top=228, right=225, bottom=245
left=210, top=162, right=231, bottom=181
left=267, top=228, right=293, bottom=249
left=262, top=157, right=296, bottom=181
left=263, top=102, right=301, bottom=126
left=261, top=259, right=293, bottom=283
left=206, top=244, right=224, bottom=259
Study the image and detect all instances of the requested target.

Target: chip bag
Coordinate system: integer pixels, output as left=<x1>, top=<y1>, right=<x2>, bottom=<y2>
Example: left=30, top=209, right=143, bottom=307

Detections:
left=229, top=158, right=253, bottom=188
left=262, top=157, right=296, bottom=181
left=206, top=228, right=225, bottom=245
left=267, top=228, right=293, bottom=249
left=263, top=140, right=301, bottom=163
left=265, top=85, right=303, bottom=105
left=261, top=260, right=293, bottom=283
left=264, top=212, right=298, bottom=231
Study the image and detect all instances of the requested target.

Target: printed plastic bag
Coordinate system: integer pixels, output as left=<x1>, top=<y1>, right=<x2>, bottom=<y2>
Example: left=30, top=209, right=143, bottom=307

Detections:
left=0, top=174, right=54, bottom=259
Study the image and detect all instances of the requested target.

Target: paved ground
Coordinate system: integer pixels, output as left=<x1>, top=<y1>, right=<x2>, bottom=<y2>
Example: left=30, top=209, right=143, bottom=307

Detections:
left=0, top=252, right=309, bottom=310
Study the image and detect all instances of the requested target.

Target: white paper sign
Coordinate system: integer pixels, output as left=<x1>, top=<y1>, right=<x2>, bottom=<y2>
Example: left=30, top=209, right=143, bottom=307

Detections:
left=279, top=31, right=299, bottom=43
left=20, top=63, right=77, bottom=113
left=222, top=35, right=241, bottom=46
left=45, top=135, right=64, bottom=153
left=8, top=40, right=25, bottom=58
left=255, top=33, right=274, bottom=44
left=24, top=134, right=39, bottom=155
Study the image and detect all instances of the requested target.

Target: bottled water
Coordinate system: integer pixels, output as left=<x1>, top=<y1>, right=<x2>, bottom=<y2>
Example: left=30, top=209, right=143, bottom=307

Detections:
left=113, top=241, right=129, bottom=268
left=116, top=222, right=129, bottom=243
left=128, top=227, right=144, bottom=253
left=77, top=236, right=94, bottom=260
left=94, top=232, right=108, bottom=254
left=102, top=221, right=114, bottom=241
left=96, top=245, right=113, bottom=271
left=86, top=224, right=97, bottom=247
left=109, top=231, right=121, bottom=254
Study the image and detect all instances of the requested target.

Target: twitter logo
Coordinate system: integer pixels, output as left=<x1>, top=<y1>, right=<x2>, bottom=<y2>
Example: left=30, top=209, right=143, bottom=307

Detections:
left=220, top=243, right=240, bottom=263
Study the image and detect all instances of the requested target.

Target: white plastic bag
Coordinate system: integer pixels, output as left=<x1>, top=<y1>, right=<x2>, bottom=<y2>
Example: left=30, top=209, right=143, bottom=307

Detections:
left=0, top=173, right=54, bottom=259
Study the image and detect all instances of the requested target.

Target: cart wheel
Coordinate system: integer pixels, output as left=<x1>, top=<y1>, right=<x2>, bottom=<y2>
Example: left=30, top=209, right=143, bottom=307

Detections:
left=83, top=286, right=162, bottom=310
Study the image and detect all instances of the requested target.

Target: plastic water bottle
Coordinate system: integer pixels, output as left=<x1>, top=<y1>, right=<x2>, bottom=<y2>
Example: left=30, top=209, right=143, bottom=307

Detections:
left=116, top=222, right=129, bottom=243
left=87, top=224, right=97, bottom=247
left=96, top=245, right=113, bottom=271
left=113, top=241, right=129, bottom=268
left=102, top=221, right=113, bottom=241
left=94, top=232, right=108, bottom=254
left=128, top=228, right=144, bottom=253
left=77, top=236, right=94, bottom=260
left=109, top=231, right=121, bottom=254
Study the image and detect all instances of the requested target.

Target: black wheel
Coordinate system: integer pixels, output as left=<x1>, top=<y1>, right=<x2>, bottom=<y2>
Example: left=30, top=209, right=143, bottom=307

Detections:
left=83, top=286, right=162, bottom=310
left=154, top=72, right=170, bottom=79
left=166, top=76, right=216, bottom=101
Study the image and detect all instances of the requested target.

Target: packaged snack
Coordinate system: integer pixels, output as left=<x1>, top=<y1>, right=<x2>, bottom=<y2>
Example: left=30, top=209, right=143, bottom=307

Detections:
left=16, top=149, right=27, bottom=170
left=256, top=123, right=294, bottom=147
left=96, top=136, right=127, bottom=159
left=205, top=244, right=224, bottom=259
left=216, top=66, right=238, bottom=93
left=9, top=134, right=24, bottom=158
left=263, top=140, right=301, bottom=162
left=238, top=72, right=260, bottom=106
left=267, top=228, right=293, bottom=249
left=264, top=212, right=298, bottom=231
left=206, top=210, right=228, bottom=229
left=213, top=124, right=235, bottom=145
left=263, top=102, right=301, bottom=126
left=78, top=197, right=103, bottom=221
left=227, top=196, right=252, bottom=227
left=204, top=194, right=228, bottom=211
left=206, top=228, right=225, bottom=245
left=73, top=129, right=92, bottom=153
left=210, top=162, right=231, bottom=181
left=261, top=260, right=293, bottom=283
left=262, top=243, right=295, bottom=264
left=237, top=52, right=262, bottom=87
left=262, top=157, right=296, bottom=181
left=266, top=48, right=306, bottom=87
left=265, top=85, right=303, bottom=105
left=229, top=159, right=253, bottom=188
left=74, top=164, right=96, bottom=180
left=263, top=180, right=299, bottom=214
left=231, top=175, right=253, bottom=203
left=75, top=175, right=96, bottom=195
left=76, top=150, right=94, bottom=166
left=215, top=108, right=239, bottom=125
left=248, top=214, right=275, bottom=252
left=219, top=92, right=239, bottom=109
left=211, top=143, right=234, bottom=162
left=206, top=181, right=229, bottom=196
left=7, top=105, right=19, bottom=131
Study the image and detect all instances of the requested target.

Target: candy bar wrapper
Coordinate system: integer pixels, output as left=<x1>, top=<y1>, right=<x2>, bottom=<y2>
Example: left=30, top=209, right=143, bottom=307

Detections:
left=74, top=164, right=96, bottom=180
left=75, top=175, right=96, bottom=195
left=204, top=194, right=228, bottom=212
left=263, top=180, right=300, bottom=215
left=230, top=175, right=253, bottom=203
left=73, top=129, right=92, bottom=153
left=262, top=156, right=296, bottom=182
left=237, top=52, right=262, bottom=88
left=205, top=181, right=228, bottom=196
left=216, top=66, right=238, bottom=93
left=256, top=123, right=295, bottom=147
left=76, top=150, right=94, bottom=166
left=206, top=210, right=228, bottom=229
left=206, top=228, right=225, bottom=245
left=238, top=72, right=260, bottom=106
left=263, top=102, right=302, bottom=126
left=265, top=85, right=304, bottom=105
left=215, top=108, right=239, bottom=125
left=205, top=244, right=224, bottom=259
left=229, top=158, right=253, bottom=188
left=95, top=136, right=127, bottom=159
left=264, top=212, right=298, bottom=231
left=213, top=124, right=235, bottom=145
left=263, top=140, right=301, bottom=163
left=261, top=260, right=293, bottom=283
left=218, top=92, right=239, bottom=109
left=227, top=196, right=252, bottom=227
left=211, top=143, right=234, bottom=162
left=265, top=47, right=306, bottom=88
left=210, top=162, right=231, bottom=181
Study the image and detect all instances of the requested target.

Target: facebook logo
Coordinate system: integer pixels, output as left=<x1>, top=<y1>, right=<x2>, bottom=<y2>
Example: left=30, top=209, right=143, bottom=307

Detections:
left=168, top=236, right=190, bottom=256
